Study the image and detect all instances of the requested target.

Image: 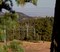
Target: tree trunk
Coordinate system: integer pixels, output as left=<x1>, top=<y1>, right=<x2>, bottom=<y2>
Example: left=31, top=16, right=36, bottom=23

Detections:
left=50, top=0, right=60, bottom=52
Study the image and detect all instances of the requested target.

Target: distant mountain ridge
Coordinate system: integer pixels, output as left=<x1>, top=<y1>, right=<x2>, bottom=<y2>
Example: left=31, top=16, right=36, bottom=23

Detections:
left=0, top=12, right=35, bottom=23
left=0, top=12, right=31, bottom=18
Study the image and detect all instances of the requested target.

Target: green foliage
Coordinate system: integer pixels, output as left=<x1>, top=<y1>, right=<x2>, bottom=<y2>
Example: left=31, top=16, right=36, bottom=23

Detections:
left=0, top=29, right=6, bottom=42
left=0, top=12, right=20, bottom=41
left=0, top=0, right=38, bottom=6
left=0, top=40, right=24, bottom=52
left=0, top=12, right=54, bottom=42
left=0, top=44, right=8, bottom=52
left=9, top=40, right=24, bottom=52
left=15, top=0, right=38, bottom=6
left=19, top=17, right=54, bottom=42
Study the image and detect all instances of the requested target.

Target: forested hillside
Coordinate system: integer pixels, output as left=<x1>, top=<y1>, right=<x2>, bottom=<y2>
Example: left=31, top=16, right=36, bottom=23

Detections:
left=0, top=12, right=54, bottom=42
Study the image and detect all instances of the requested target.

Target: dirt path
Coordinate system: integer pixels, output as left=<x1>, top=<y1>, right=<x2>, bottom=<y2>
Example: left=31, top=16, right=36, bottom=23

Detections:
left=23, top=41, right=51, bottom=52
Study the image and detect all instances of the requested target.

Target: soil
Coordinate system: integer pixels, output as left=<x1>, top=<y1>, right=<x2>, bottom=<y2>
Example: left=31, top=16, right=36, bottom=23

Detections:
left=22, top=41, right=51, bottom=52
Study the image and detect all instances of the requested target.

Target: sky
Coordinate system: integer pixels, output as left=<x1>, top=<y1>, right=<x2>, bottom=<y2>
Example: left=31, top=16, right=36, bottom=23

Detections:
left=3, top=0, right=56, bottom=17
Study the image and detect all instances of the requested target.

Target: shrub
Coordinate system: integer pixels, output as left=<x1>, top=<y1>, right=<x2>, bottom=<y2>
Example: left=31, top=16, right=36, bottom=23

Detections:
left=9, top=40, right=24, bottom=52
left=0, top=44, right=8, bottom=52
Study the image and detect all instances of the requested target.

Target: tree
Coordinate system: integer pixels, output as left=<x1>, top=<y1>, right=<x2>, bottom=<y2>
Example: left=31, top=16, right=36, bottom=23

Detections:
left=0, top=0, right=37, bottom=11
left=15, top=0, right=37, bottom=6
left=50, top=0, right=60, bottom=52
left=0, top=0, right=15, bottom=13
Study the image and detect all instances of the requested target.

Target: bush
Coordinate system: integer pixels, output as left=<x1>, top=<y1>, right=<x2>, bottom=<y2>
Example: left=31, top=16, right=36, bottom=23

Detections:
left=9, top=40, right=24, bottom=52
left=0, top=44, right=8, bottom=52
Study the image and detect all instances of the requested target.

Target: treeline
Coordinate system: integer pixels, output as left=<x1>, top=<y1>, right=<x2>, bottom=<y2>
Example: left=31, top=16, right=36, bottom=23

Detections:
left=0, top=13, right=54, bottom=42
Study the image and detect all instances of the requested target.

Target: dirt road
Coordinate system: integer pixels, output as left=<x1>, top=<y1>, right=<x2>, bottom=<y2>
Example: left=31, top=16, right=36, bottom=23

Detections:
left=23, top=41, right=51, bottom=52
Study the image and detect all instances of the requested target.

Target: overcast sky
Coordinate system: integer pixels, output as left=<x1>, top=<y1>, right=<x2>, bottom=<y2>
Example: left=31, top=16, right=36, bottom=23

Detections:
left=3, top=0, right=56, bottom=17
